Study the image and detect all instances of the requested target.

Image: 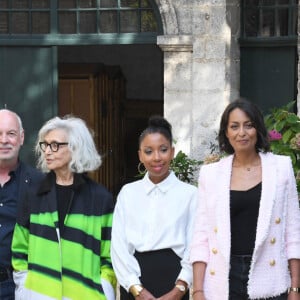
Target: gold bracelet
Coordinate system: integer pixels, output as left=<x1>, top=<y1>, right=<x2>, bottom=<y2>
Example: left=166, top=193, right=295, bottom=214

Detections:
left=288, top=287, right=300, bottom=293
left=192, top=289, right=204, bottom=296
left=129, top=284, right=144, bottom=297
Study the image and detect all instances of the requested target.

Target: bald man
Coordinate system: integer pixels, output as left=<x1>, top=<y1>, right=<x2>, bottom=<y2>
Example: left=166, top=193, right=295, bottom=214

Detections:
left=0, top=109, right=43, bottom=300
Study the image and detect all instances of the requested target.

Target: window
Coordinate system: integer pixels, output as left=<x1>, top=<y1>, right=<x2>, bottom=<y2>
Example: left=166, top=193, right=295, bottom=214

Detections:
left=241, top=0, right=298, bottom=39
left=0, top=0, right=50, bottom=34
left=0, top=0, right=161, bottom=44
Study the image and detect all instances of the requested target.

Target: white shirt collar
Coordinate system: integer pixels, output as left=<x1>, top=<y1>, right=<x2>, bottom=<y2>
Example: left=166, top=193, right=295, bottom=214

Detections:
left=142, top=171, right=177, bottom=194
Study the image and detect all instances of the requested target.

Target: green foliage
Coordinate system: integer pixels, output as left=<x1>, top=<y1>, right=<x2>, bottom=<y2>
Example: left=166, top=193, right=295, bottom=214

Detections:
left=170, top=150, right=202, bottom=184
left=264, top=101, right=300, bottom=193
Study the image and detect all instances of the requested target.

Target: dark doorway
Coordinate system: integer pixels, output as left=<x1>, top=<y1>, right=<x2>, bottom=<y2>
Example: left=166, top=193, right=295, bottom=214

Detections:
left=58, top=61, right=163, bottom=197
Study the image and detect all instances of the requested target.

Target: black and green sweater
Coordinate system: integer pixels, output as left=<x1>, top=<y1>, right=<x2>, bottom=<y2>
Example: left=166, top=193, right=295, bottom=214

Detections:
left=12, top=172, right=116, bottom=300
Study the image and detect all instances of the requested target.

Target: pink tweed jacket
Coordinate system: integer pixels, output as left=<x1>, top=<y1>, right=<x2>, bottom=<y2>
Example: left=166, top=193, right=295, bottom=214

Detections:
left=190, top=152, right=300, bottom=300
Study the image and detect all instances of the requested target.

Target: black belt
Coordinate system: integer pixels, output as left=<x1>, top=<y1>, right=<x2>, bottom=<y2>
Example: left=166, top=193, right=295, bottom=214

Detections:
left=0, top=266, right=12, bottom=282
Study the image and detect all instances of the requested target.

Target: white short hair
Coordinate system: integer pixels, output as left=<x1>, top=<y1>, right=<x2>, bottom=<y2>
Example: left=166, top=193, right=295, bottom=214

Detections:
left=0, top=109, right=23, bottom=133
left=35, top=116, right=101, bottom=173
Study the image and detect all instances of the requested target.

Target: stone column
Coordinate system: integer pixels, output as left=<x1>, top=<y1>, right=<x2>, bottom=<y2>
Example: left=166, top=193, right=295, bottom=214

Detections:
left=157, top=35, right=194, bottom=154
left=191, top=0, right=240, bottom=160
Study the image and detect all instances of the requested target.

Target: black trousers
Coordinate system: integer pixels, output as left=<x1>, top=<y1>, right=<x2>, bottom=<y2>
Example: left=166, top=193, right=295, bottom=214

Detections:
left=229, top=255, right=287, bottom=300
left=0, top=266, right=14, bottom=300
left=120, top=249, right=189, bottom=300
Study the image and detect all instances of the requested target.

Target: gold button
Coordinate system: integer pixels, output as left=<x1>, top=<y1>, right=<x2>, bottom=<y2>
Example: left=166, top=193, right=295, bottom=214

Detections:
left=214, top=227, right=218, bottom=233
left=270, top=238, right=276, bottom=244
left=210, top=269, right=215, bottom=275
left=275, top=218, right=281, bottom=224
left=269, top=259, right=276, bottom=266
left=212, top=248, right=218, bottom=254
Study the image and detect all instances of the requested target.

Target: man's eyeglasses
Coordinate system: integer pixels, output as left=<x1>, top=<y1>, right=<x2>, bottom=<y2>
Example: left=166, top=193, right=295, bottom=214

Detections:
left=39, top=142, right=69, bottom=152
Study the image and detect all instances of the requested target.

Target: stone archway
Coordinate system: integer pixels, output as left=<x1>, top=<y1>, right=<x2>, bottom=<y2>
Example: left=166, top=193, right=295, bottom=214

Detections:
left=153, top=0, right=179, bottom=35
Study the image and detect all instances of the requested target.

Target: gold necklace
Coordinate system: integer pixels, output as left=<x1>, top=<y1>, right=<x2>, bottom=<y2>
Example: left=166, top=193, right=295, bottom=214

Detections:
left=232, top=160, right=261, bottom=172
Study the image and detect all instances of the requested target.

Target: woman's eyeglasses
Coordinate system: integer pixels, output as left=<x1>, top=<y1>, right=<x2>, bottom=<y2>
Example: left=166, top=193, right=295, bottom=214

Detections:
left=39, top=142, right=68, bottom=152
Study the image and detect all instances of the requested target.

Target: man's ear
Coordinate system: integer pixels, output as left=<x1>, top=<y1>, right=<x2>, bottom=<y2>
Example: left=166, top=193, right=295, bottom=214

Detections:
left=20, top=129, right=25, bottom=146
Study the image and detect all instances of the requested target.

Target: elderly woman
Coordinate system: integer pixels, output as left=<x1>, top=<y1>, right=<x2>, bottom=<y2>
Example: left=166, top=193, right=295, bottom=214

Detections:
left=11, top=116, right=116, bottom=300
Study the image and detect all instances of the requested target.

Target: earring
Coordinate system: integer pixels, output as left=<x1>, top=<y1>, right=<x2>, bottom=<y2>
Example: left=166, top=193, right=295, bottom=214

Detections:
left=138, top=162, right=146, bottom=174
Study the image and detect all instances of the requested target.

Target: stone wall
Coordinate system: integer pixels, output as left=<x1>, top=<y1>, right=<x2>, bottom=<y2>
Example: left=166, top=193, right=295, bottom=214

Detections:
left=157, top=0, right=240, bottom=161
left=157, top=0, right=300, bottom=161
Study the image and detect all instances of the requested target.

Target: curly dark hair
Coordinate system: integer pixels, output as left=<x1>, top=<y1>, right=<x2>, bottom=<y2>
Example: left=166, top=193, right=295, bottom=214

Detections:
left=139, top=115, right=172, bottom=148
left=218, top=98, right=270, bottom=154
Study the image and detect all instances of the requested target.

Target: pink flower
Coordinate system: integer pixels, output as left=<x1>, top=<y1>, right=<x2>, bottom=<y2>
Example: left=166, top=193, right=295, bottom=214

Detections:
left=268, top=130, right=282, bottom=141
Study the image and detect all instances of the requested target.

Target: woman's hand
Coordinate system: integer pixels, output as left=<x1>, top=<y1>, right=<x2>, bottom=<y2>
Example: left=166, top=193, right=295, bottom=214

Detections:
left=157, top=286, right=186, bottom=300
left=136, top=288, right=157, bottom=300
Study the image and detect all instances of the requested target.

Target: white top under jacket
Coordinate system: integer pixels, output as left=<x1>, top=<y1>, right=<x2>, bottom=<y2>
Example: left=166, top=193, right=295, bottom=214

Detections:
left=111, top=171, right=198, bottom=291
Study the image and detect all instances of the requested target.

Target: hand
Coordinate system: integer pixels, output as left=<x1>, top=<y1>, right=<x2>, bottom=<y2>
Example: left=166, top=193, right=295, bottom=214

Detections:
left=157, top=287, right=185, bottom=300
left=136, top=288, right=157, bottom=300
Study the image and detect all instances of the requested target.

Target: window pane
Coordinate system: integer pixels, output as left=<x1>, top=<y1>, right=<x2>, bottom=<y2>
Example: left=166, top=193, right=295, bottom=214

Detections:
left=12, top=12, right=28, bottom=33
left=278, top=8, right=288, bottom=35
left=245, top=0, right=259, bottom=5
left=80, top=11, right=96, bottom=33
left=12, top=0, right=28, bottom=9
left=261, top=0, right=275, bottom=5
left=261, top=9, right=274, bottom=36
left=99, top=10, right=117, bottom=32
left=141, top=0, right=151, bottom=8
left=32, top=0, right=50, bottom=9
left=121, top=0, right=139, bottom=8
left=0, top=1, right=9, bottom=9
left=100, top=0, right=117, bottom=8
left=141, top=10, right=157, bottom=32
left=59, top=0, right=77, bottom=9
left=277, top=0, right=289, bottom=4
left=32, top=12, right=50, bottom=33
left=79, top=0, right=97, bottom=8
left=244, top=8, right=259, bottom=36
left=291, top=6, right=297, bottom=35
left=0, top=12, right=8, bottom=33
left=120, top=10, right=138, bottom=32
left=59, top=12, right=76, bottom=33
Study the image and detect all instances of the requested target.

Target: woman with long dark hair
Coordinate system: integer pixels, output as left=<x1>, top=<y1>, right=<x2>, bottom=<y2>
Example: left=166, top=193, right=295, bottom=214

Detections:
left=191, top=99, right=300, bottom=300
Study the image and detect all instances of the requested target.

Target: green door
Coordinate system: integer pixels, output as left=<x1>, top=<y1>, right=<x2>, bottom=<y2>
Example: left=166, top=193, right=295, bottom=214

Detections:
left=0, top=47, right=57, bottom=165
left=240, top=46, right=297, bottom=114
